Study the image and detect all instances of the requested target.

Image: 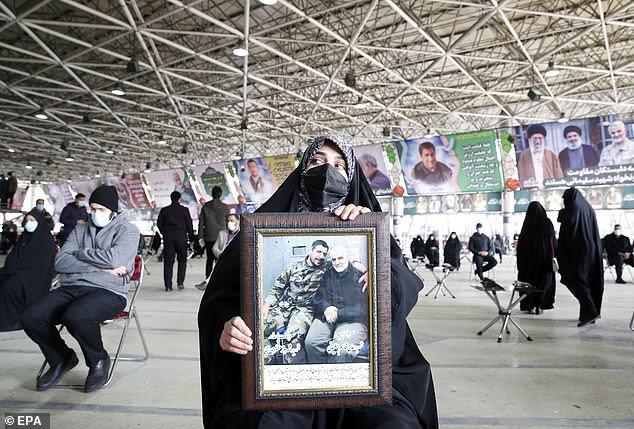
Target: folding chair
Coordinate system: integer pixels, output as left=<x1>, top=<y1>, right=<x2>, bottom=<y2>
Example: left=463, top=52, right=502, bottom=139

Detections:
left=425, top=263, right=457, bottom=299
left=37, top=255, right=149, bottom=389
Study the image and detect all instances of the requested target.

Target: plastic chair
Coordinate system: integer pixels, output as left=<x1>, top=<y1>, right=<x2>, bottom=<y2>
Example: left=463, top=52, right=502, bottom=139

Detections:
left=37, top=255, right=149, bottom=389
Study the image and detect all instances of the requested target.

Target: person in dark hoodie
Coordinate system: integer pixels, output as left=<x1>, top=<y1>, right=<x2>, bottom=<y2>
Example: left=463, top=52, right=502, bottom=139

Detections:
left=556, top=188, right=604, bottom=326
left=198, top=134, right=438, bottom=428
left=21, top=185, right=139, bottom=393
left=0, top=210, right=56, bottom=331
left=443, top=232, right=462, bottom=269
left=517, top=202, right=557, bottom=314
left=410, top=235, right=425, bottom=259
left=424, top=234, right=440, bottom=267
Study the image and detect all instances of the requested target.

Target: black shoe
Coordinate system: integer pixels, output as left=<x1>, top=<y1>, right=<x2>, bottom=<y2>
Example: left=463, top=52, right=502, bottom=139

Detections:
left=616, top=278, right=627, bottom=284
left=177, top=284, right=185, bottom=290
left=534, top=308, right=543, bottom=315
left=37, top=349, right=78, bottom=391
left=165, top=287, right=172, bottom=292
left=577, top=315, right=599, bottom=327
left=85, top=356, right=110, bottom=393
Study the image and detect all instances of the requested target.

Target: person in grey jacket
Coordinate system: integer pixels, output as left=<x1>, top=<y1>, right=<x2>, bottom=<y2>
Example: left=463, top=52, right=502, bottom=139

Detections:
left=198, top=186, right=229, bottom=277
left=21, top=185, right=139, bottom=393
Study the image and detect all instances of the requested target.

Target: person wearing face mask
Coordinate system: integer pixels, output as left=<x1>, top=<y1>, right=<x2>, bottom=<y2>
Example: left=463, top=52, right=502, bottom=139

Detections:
left=443, top=232, right=462, bottom=269
left=199, top=134, right=438, bottom=429
left=195, top=214, right=240, bottom=291
left=518, top=125, right=563, bottom=188
left=58, top=193, right=89, bottom=245
left=424, top=233, right=440, bottom=267
left=21, top=185, right=140, bottom=392
left=0, top=211, right=56, bottom=332
left=33, top=198, right=54, bottom=231
left=558, top=126, right=599, bottom=173
left=602, top=224, right=633, bottom=284
left=468, top=223, right=497, bottom=281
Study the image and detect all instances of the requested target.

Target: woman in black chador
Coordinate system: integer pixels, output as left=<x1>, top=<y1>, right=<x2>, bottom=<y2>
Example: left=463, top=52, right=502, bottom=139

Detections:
left=516, top=202, right=556, bottom=314
left=443, top=232, right=462, bottom=269
left=556, top=188, right=604, bottom=326
left=198, top=134, right=438, bottom=429
left=410, top=235, right=425, bottom=259
left=424, top=234, right=440, bottom=267
left=0, top=210, right=56, bottom=331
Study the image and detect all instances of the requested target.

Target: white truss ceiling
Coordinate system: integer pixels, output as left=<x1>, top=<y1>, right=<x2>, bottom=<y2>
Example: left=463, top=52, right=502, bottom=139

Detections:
left=1, top=0, right=634, bottom=181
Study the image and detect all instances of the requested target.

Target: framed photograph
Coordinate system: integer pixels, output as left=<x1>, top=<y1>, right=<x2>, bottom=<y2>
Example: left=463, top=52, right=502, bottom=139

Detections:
left=240, top=212, right=391, bottom=410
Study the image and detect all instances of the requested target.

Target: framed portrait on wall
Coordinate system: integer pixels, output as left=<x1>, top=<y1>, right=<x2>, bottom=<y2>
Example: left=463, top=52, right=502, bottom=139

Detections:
left=240, top=212, right=391, bottom=410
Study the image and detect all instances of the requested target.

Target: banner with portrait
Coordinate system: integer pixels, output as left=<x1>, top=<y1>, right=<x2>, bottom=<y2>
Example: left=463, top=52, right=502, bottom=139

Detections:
left=44, top=182, right=75, bottom=221
left=144, top=168, right=201, bottom=220
left=403, top=192, right=502, bottom=215
left=234, top=154, right=296, bottom=202
left=354, top=144, right=393, bottom=195
left=191, top=163, right=237, bottom=205
left=70, top=178, right=103, bottom=199
left=514, top=185, right=634, bottom=212
left=396, top=130, right=502, bottom=195
left=513, top=116, right=634, bottom=189
left=105, top=173, right=151, bottom=210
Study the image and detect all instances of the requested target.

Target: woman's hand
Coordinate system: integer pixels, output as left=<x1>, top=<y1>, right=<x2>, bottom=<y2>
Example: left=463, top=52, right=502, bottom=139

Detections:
left=333, top=204, right=371, bottom=220
left=219, top=316, right=253, bottom=355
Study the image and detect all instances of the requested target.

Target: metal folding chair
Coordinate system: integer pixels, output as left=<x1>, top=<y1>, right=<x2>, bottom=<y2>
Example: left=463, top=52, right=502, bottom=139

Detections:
left=425, top=263, right=457, bottom=299
left=472, top=280, right=535, bottom=343
left=37, top=255, right=150, bottom=389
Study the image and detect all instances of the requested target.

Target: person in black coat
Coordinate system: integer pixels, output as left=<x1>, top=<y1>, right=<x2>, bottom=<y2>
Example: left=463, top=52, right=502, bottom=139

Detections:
left=556, top=188, right=604, bottom=326
left=198, top=134, right=438, bottom=429
left=517, top=202, right=557, bottom=314
left=410, top=235, right=425, bottom=259
left=424, top=234, right=440, bottom=267
left=468, top=223, right=497, bottom=281
left=0, top=211, right=56, bottom=331
left=443, top=232, right=462, bottom=269
left=602, top=224, right=633, bottom=284
left=58, top=193, right=89, bottom=245
left=157, top=191, right=194, bottom=291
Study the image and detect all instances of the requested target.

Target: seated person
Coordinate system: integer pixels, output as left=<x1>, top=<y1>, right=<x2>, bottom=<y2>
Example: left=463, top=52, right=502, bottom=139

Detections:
left=468, top=223, right=497, bottom=281
left=0, top=211, right=56, bottom=332
left=199, top=134, right=438, bottom=428
left=603, top=224, right=634, bottom=284
left=21, top=186, right=139, bottom=393
left=305, top=246, right=368, bottom=363
left=424, top=234, right=440, bottom=267
left=443, top=232, right=462, bottom=269
left=33, top=198, right=55, bottom=230
left=410, top=235, right=425, bottom=259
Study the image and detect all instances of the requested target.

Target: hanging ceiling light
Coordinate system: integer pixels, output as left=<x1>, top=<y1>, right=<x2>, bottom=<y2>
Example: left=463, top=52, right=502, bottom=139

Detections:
left=65, top=153, right=74, bottom=162
left=144, top=162, right=152, bottom=173
left=126, top=58, right=138, bottom=73
left=111, top=88, right=126, bottom=96
left=82, top=114, right=91, bottom=124
left=527, top=87, right=542, bottom=102
left=232, top=46, right=248, bottom=57
left=344, top=70, right=357, bottom=89
left=557, top=112, right=569, bottom=123
left=25, top=161, right=33, bottom=169
left=544, top=61, right=560, bottom=78
left=95, top=172, right=101, bottom=178
left=34, top=109, right=48, bottom=120
left=258, top=0, right=278, bottom=4
left=352, top=95, right=372, bottom=109
left=8, top=148, right=15, bottom=153
left=105, top=147, right=114, bottom=154
left=157, top=137, right=167, bottom=145
left=424, top=128, right=434, bottom=138
left=382, top=126, right=391, bottom=137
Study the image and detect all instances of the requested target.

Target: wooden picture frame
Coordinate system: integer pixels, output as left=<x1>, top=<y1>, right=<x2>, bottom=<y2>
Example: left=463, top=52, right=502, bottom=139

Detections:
left=240, top=212, right=392, bottom=411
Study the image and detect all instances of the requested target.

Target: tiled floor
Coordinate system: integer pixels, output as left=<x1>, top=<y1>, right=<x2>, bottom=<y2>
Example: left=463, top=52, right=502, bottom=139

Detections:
left=1, top=256, right=633, bottom=428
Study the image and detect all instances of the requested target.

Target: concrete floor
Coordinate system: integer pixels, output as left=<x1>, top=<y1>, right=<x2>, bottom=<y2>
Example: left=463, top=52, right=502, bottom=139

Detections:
left=1, top=255, right=633, bottom=428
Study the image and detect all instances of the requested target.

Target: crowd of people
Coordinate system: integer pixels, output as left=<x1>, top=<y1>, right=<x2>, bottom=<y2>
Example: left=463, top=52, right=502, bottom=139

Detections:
left=0, top=132, right=629, bottom=429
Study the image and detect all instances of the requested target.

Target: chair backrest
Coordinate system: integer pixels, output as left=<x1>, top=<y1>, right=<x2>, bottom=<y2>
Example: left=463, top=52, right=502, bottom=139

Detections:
left=130, top=255, right=143, bottom=282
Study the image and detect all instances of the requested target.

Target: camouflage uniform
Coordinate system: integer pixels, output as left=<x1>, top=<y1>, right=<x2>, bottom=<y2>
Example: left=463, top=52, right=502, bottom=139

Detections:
left=263, top=257, right=327, bottom=364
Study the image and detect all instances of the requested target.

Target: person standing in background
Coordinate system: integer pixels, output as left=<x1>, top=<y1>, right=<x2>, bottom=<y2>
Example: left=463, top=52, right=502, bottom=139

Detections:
left=58, top=193, right=89, bottom=246
left=157, top=191, right=194, bottom=291
left=0, top=173, right=7, bottom=209
left=6, top=172, right=17, bottom=209
left=517, top=202, right=557, bottom=314
left=198, top=186, right=229, bottom=279
left=556, top=188, right=604, bottom=327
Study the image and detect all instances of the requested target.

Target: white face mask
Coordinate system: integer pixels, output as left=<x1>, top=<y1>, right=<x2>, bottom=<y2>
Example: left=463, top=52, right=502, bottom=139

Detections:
left=430, top=236, right=435, bottom=240
left=451, top=234, right=456, bottom=239
left=476, top=228, right=482, bottom=234
left=227, top=221, right=237, bottom=231
left=91, top=211, right=113, bottom=228
left=25, top=220, right=38, bottom=233
left=78, top=200, right=88, bottom=208
left=614, top=229, right=621, bottom=236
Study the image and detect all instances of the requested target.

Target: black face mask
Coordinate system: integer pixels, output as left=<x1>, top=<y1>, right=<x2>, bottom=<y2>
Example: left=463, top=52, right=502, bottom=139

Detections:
left=303, top=163, right=349, bottom=209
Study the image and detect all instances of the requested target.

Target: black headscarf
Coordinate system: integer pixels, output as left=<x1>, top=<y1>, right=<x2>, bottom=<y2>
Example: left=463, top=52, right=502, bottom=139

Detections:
left=556, top=188, right=604, bottom=313
left=443, top=232, right=462, bottom=268
left=424, top=234, right=440, bottom=266
left=198, top=135, right=437, bottom=428
left=410, top=235, right=425, bottom=258
left=1, top=210, right=56, bottom=331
